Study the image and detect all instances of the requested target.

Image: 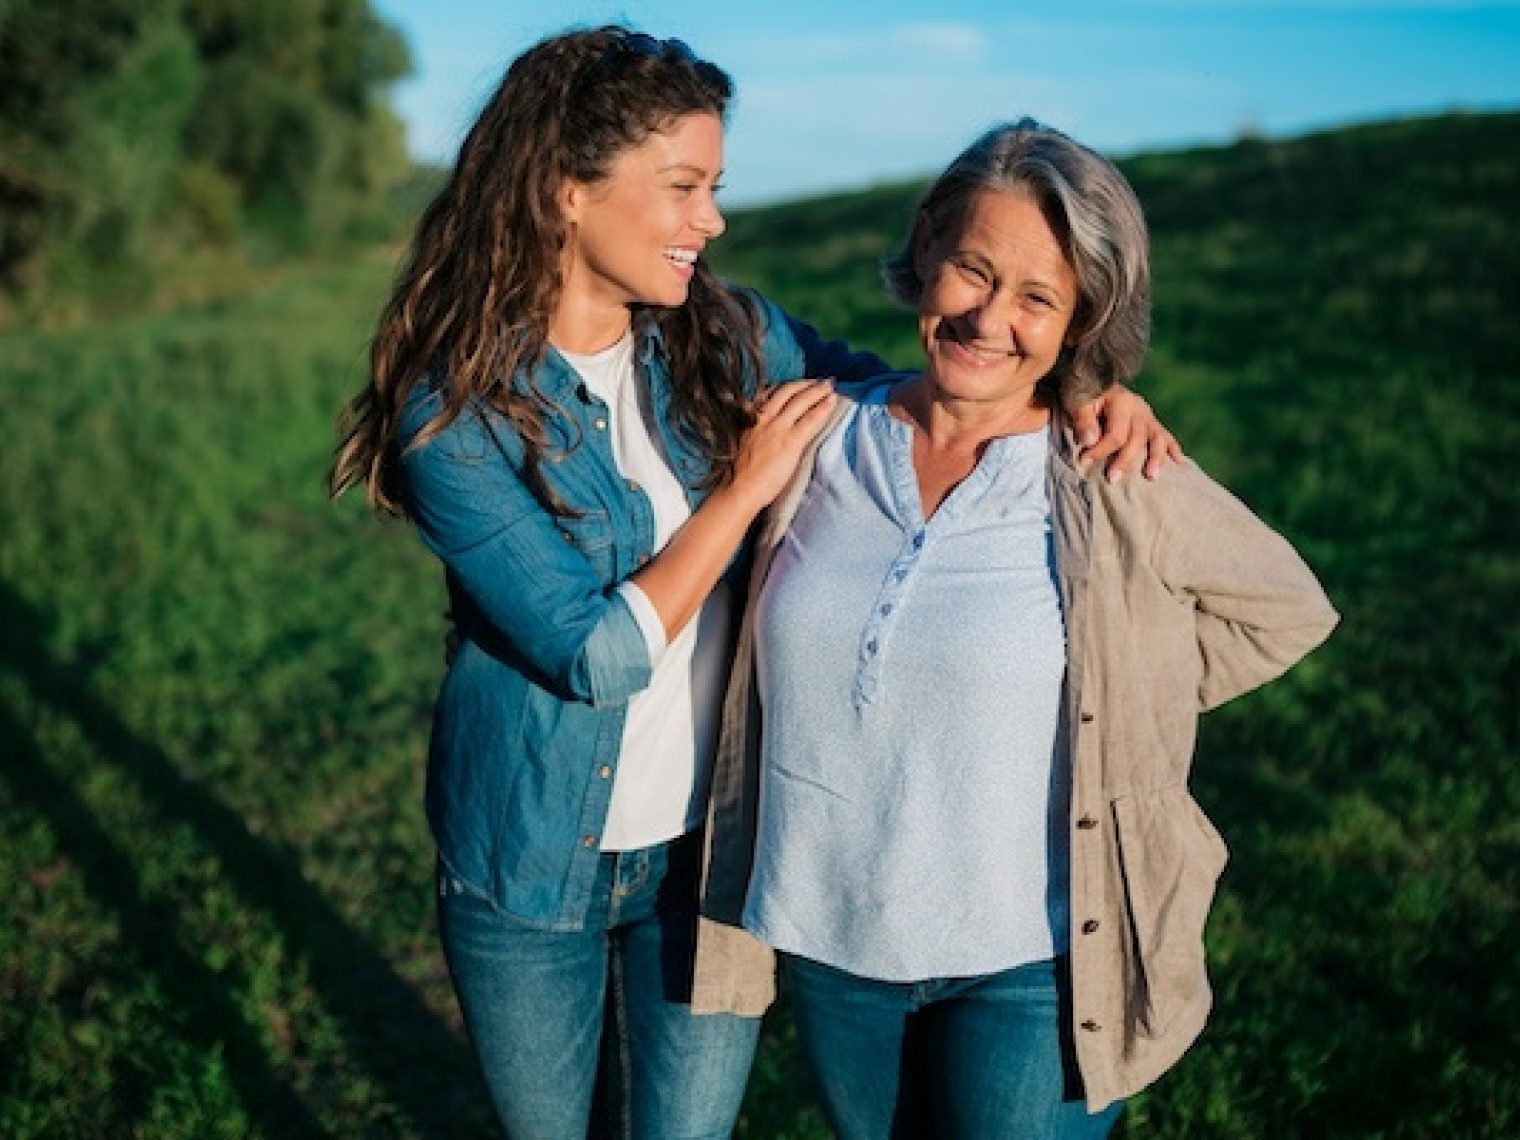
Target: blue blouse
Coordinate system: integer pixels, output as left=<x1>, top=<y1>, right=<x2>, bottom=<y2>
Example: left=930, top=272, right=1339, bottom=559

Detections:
left=744, top=388, right=1071, bottom=979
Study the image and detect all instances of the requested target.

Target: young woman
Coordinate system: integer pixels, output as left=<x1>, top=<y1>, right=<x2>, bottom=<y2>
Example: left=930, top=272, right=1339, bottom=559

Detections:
left=331, top=28, right=1178, bottom=1139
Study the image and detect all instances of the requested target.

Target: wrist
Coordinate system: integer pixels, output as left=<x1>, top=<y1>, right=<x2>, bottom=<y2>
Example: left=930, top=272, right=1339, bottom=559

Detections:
left=709, top=474, right=768, bottom=524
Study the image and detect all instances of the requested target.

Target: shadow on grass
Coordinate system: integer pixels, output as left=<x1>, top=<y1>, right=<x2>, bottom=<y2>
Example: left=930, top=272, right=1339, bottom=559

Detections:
left=0, top=580, right=489, bottom=1138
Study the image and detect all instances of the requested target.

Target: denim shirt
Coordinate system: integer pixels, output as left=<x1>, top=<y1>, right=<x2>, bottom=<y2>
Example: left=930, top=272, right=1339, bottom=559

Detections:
left=396, top=293, right=889, bottom=930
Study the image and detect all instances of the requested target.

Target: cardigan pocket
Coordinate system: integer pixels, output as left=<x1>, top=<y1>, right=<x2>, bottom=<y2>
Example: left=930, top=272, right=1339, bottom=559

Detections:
left=1112, top=786, right=1230, bottom=1037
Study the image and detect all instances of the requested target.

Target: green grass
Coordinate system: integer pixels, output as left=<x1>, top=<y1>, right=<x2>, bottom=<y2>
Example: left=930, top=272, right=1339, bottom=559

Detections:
left=3, top=110, right=1518, bottom=1136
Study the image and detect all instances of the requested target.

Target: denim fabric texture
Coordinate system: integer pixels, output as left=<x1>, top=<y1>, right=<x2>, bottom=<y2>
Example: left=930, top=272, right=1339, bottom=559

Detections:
left=396, top=294, right=888, bottom=930
left=439, top=833, right=761, bottom=1139
left=783, top=953, right=1122, bottom=1140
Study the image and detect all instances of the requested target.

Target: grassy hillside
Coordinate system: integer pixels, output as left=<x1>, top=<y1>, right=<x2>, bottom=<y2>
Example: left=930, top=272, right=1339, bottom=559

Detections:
left=3, top=110, right=1517, bottom=1136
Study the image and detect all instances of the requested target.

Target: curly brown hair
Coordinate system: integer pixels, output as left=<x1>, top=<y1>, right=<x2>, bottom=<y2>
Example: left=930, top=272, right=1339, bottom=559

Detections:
left=329, top=26, right=761, bottom=515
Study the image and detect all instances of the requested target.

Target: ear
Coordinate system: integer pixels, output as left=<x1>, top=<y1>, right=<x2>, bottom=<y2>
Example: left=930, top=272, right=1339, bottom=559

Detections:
left=559, top=178, right=585, bottom=226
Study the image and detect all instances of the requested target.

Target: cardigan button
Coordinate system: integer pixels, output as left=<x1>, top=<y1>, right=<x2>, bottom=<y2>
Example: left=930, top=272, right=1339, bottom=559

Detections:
left=598, top=765, right=613, bottom=779
left=1082, top=919, right=1100, bottom=934
left=582, top=835, right=597, bottom=849
left=1076, top=815, right=1098, bottom=830
left=594, top=418, right=608, bottom=431
left=1081, top=1019, right=1102, bottom=1032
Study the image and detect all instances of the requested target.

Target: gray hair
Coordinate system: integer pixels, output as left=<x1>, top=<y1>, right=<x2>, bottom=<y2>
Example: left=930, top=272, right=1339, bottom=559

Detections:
left=882, top=118, right=1150, bottom=406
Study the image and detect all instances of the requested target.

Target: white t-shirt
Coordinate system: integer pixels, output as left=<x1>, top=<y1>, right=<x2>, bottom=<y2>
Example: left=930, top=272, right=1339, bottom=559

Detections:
left=558, top=333, right=732, bottom=851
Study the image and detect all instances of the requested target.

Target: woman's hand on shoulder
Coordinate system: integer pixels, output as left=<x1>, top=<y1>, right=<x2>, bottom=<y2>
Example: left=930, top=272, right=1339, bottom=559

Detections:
left=727, top=380, right=839, bottom=513
left=1071, top=384, right=1184, bottom=482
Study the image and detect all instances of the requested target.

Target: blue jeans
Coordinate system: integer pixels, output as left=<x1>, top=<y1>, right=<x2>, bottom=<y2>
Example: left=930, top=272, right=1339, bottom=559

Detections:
left=783, top=954, right=1122, bottom=1140
left=438, top=832, right=760, bottom=1139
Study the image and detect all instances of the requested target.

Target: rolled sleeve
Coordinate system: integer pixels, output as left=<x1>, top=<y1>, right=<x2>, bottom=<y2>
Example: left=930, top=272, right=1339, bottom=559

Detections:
left=615, top=581, right=670, bottom=665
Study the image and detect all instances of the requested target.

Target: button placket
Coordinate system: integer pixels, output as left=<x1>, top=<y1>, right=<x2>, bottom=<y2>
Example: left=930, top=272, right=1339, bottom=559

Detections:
left=852, top=528, right=926, bottom=707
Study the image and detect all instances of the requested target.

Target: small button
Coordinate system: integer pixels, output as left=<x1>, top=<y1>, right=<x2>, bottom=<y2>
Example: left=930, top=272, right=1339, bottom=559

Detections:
left=1076, top=815, right=1098, bottom=830
left=1082, top=919, right=1100, bottom=934
left=912, top=532, right=925, bottom=550
left=637, top=553, right=650, bottom=566
left=598, top=765, right=613, bottom=779
left=866, top=639, right=879, bottom=654
left=582, top=835, right=597, bottom=849
left=594, top=418, right=608, bottom=431
left=561, top=529, right=573, bottom=542
left=1081, top=1019, right=1101, bottom=1033
left=626, top=479, right=641, bottom=493
left=1080, top=711, right=1095, bottom=723
left=879, top=603, right=892, bottom=616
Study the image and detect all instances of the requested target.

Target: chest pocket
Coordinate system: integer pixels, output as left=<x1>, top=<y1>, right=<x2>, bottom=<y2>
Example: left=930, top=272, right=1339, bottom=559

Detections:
left=556, top=507, right=617, bottom=584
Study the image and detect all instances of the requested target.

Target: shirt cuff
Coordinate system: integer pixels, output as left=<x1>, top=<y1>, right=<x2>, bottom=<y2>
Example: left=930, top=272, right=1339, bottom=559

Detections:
left=616, top=581, right=669, bottom=665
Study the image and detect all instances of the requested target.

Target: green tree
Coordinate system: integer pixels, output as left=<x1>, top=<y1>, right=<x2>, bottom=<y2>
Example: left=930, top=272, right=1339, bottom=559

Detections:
left=0, top=0, right=411, bottom=302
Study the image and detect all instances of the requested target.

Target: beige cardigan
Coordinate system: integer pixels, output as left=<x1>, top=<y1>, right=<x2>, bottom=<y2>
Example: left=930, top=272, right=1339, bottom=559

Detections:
left=693, top=394, right=1338, bottom=1111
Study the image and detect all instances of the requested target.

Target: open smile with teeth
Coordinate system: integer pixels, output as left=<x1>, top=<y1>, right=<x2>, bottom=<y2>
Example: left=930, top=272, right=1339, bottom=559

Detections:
left=665, top=247, right=699, bottom=267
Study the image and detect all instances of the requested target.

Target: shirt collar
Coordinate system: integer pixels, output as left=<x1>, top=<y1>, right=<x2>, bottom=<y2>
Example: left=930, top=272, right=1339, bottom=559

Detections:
left=535, top=313, right=666, bottom=400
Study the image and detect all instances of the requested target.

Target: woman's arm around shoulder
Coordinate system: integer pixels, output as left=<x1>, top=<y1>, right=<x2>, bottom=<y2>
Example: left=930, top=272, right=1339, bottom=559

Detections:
left=744, top=290, right=892, bottom=387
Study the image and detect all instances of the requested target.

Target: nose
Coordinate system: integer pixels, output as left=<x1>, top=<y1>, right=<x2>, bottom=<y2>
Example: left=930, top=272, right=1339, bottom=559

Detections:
left=965, top=288, right=1019, bottom=343
left=695, top=191, right=725, bottom=240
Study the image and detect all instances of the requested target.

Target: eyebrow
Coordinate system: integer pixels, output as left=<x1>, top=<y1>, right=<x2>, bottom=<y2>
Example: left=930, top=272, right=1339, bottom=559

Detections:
left=657, top=162, right=717, bottom=176
left=1024, top=275, right=1072, bottom=298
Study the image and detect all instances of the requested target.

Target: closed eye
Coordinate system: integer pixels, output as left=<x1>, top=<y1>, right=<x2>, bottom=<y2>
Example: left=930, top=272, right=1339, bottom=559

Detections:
left=955, top=260, right=991, bottom=286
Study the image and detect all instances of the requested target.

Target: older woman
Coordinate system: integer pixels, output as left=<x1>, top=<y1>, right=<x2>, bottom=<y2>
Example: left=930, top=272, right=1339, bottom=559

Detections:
left=692, top=119, right=1338, bottom=1137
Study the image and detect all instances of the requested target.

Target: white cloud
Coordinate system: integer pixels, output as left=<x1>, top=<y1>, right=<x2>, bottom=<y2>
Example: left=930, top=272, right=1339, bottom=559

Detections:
left=887, top=22, right=990, bottom=60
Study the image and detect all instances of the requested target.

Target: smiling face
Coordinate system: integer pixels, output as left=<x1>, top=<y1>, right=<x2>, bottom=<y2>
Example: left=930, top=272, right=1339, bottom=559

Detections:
left=554, top=111, right=726, bottom=348
left=915, top=186, right=1079, bottom=415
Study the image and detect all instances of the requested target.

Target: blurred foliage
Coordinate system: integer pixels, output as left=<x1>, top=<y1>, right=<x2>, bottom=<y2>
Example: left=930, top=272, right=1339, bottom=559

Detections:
left=0, top=110, right=1516, bottom=1136
left=0, top=0, right=411, bottom=312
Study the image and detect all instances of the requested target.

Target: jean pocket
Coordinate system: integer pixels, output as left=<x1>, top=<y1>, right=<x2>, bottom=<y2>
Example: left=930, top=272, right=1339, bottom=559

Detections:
left=1111, top=785, right=1229, bottom=1037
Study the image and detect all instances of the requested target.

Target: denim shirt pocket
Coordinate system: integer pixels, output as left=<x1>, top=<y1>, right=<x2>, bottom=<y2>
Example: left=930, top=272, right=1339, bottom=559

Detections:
left=553, top=507, right=616, bottom=583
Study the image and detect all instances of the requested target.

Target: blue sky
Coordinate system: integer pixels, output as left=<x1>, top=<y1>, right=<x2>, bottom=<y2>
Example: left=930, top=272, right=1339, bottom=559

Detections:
left=372, top=1, right=1520, bottom=205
